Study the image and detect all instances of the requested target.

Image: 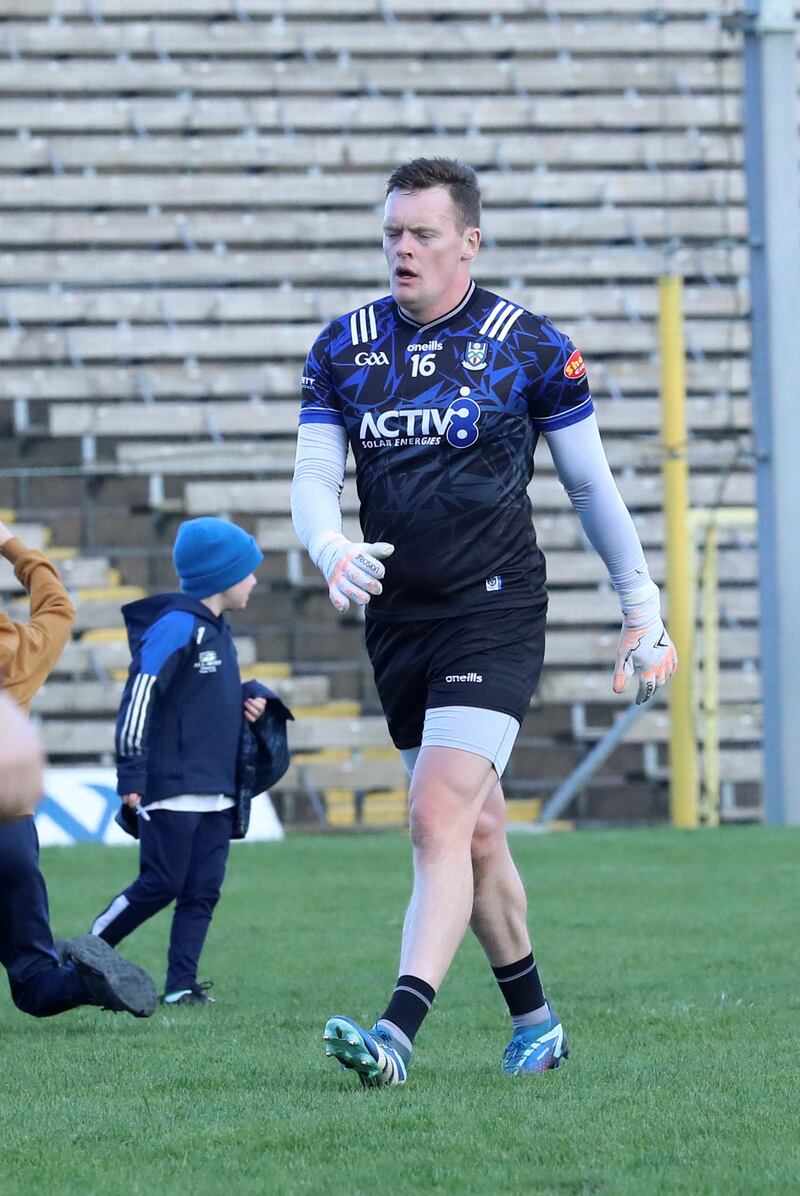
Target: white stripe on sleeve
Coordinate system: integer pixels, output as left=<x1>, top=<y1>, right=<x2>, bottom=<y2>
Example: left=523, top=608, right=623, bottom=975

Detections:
left=129, top=675, right=157, bottom=753
left=120, top=672, right=156, bottom=756
left=495, top=306, right=523, bottom=342
left=479, top=300, right=508, bottom=336
left=119, top=673, right=145, bottom=755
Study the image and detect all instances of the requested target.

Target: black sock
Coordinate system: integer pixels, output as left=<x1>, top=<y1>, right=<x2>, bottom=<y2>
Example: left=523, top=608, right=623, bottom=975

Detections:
left=379, top=974, right=436, bottom=1044
left=492, top=953, right=546, bottom=1017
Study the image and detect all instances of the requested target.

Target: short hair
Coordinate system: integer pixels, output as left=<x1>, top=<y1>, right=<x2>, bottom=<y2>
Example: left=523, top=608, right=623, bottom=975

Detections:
left=385, top=157, right=481, bottom=232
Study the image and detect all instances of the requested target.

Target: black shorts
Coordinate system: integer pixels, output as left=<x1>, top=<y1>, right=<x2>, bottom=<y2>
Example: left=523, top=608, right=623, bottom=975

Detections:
left=364, top=601, right=547, bottom=751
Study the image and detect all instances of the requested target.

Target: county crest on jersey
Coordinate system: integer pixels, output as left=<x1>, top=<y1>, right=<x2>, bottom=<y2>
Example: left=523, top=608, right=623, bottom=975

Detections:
left=298, top=284, right=593, bottom=622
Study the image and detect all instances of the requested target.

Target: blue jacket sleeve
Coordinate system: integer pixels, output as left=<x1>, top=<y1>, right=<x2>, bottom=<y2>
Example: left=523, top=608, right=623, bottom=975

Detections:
left=115, top=609, right=196, bottom=796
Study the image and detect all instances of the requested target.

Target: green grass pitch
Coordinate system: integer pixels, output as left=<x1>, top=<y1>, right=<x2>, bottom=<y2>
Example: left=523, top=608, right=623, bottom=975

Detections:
left=1, top=827, right=797, bottom=1196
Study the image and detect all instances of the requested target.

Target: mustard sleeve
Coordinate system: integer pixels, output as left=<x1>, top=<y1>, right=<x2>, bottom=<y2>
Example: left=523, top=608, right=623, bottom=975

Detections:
left=0, top=538, right=76, bottom=710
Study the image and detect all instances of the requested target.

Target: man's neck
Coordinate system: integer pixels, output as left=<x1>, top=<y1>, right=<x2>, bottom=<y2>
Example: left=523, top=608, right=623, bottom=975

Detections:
left=397, top=281, right=474, bottom=328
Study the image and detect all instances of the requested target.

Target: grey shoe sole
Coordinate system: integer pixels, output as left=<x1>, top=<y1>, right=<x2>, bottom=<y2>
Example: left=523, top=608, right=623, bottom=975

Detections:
left=67, top=934, right=157, bottom=1018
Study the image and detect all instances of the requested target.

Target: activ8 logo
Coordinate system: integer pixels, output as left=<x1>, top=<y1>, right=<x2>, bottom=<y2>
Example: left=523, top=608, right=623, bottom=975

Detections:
left=358, top=397, right=481, bottom=449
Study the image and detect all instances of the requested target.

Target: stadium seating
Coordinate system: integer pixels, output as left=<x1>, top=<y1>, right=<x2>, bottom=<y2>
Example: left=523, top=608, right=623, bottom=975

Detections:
left=0, top=0, right=775, bottom=822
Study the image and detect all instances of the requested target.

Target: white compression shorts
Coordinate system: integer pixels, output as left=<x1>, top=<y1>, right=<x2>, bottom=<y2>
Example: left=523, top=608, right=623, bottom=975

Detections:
left=399, top=705, right=521, bottom=781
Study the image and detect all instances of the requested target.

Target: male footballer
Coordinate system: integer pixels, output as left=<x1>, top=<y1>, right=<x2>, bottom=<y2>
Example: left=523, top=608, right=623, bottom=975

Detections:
left=291, top=157, right=677, bottom=1084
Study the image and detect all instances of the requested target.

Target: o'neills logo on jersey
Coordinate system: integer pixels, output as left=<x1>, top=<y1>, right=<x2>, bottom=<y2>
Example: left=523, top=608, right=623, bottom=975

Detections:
left=445, top=672, right=483, bottom=683
left=407, top=340, right=443, bottom=353
left=358, top=399, right=481, bottom=450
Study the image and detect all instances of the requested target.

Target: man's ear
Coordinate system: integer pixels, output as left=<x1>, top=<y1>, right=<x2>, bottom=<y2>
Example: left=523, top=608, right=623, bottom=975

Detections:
left=462, top=226, right=481, bottom=262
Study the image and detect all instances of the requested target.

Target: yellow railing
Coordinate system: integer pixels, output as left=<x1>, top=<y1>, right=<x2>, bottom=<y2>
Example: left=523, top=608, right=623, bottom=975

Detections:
left=660, top=275, right=758, bottom=826
left=690, top=507, right=758, bottom=827
left=659, top=275, right=699, bottom=827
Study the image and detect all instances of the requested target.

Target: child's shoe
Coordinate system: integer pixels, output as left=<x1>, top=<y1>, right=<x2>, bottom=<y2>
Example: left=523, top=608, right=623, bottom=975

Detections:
left=161, top=981, right=216, bottom=1006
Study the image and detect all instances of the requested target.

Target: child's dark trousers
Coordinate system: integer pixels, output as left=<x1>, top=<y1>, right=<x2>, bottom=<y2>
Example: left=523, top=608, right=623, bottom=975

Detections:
left=92, top=807, right=233, bottom=993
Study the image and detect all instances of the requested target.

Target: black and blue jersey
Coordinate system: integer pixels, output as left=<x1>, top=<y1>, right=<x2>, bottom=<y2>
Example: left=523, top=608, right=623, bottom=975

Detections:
left=299, top=283, right=593, bottom=622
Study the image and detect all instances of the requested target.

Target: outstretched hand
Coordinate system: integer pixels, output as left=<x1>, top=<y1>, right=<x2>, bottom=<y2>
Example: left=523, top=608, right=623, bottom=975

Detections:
left=613, top=619, right=678, bottom=705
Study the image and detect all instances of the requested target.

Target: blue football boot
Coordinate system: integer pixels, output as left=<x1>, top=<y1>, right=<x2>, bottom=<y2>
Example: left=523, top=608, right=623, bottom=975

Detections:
left=323, top=1015, right=409, bottom=1087
left=501, top=1007, right=569, bottom=1076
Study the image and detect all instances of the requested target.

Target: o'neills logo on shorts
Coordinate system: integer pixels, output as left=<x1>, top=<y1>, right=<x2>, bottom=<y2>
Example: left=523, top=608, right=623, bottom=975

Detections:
left=445, top=672, right=483, bottom=683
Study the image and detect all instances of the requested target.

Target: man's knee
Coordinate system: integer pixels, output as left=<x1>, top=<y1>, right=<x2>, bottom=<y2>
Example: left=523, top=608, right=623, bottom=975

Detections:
left=470, top=782, right=510, bottom=874
left=408, top=785, right=478, bottom=851
left=406, top=746, right=497, bottom=851
left=471, top=805, right=505, bottom=865
left=408, top=800, right=441, bottom=852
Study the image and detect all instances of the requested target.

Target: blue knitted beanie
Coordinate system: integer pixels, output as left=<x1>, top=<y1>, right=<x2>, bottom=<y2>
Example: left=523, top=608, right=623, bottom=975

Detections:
left=172, top=517, right=263, bottom=598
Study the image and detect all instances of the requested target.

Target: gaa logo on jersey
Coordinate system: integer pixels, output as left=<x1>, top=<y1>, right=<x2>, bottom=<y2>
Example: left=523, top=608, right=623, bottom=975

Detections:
left=462, top=341, right=488, bottom=371
left=563, top=349, right=587, bottom=380
left=355, top=351, right=390, bottom=367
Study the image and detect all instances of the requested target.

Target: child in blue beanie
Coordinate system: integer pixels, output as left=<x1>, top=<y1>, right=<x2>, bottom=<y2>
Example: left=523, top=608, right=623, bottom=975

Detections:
left=89, top=517, right=266, bottom=1005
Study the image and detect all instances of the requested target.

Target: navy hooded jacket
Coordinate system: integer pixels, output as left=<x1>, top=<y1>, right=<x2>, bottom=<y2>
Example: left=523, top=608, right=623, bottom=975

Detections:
left=115, top=677, right=294, bottom=840
left=116, top=592, right=245, bottom=804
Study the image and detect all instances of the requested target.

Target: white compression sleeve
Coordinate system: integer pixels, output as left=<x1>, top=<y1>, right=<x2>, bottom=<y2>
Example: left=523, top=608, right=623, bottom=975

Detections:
left=290, top=422, right=349, bottom=567
left=542, top=413, right=659, bottom=618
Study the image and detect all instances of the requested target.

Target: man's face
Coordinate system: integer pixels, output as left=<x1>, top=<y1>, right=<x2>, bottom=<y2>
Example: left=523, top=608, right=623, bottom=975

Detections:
left=382, top=186, right=480, bottom=325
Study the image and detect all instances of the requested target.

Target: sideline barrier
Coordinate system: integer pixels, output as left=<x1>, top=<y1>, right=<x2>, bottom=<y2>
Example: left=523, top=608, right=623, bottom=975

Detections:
left=36, top=768, right=284, bottom=846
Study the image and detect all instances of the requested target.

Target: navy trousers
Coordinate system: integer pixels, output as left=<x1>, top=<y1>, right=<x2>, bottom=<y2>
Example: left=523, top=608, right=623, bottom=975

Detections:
left=92, top=807, right=233, bottom=993
left=0, top=816, right=89, bottom=1017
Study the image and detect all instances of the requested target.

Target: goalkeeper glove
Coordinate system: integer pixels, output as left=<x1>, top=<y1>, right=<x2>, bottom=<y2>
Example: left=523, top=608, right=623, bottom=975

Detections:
left=613, top=580, right=678, bottom=704
left=315, top=533, right=395, bottom=613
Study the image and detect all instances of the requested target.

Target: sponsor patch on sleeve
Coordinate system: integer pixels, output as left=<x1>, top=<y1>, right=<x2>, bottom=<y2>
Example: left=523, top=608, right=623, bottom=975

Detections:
left=563, top=349, right=587, bottom=380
